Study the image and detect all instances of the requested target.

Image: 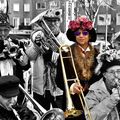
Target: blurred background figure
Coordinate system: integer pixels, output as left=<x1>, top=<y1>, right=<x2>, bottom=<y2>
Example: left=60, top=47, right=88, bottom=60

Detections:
left=111, top=31, right=120, bottom=50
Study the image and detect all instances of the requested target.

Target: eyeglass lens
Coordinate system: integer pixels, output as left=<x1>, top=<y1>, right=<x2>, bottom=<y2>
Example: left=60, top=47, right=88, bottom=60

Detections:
left=74, top=31, right=89, bottom=36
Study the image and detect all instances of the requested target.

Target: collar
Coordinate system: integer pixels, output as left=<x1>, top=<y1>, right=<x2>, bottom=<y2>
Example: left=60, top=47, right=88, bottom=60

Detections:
left=89, top=78, right=110, bottom=96
left=78, top=44, right=90, bottom=52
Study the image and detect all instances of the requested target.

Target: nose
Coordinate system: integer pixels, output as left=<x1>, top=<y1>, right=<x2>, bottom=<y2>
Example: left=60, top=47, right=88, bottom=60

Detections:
left=9, top=97, right=17, bottom=105
left=114, top=72, right=118, bottom=77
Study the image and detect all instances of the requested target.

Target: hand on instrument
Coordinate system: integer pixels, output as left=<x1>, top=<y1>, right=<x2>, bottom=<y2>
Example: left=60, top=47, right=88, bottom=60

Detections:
left=71, top=83, right=83, bottom=94
left=111, top=88, right=120, bottom=101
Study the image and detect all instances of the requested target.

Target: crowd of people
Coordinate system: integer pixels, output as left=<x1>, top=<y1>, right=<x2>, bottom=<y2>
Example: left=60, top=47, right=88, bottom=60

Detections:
left=0, top=6, right=120, bottom=120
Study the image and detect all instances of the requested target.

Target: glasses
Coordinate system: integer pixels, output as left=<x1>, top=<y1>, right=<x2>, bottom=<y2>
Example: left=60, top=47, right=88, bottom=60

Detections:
left=74, top=31, right=89, bottom=36
left=107, top=69, right=120, bottom=77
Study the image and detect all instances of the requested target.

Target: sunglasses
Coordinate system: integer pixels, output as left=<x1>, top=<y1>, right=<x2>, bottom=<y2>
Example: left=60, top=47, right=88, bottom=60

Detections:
left=74, top=31, right=89, bottom=36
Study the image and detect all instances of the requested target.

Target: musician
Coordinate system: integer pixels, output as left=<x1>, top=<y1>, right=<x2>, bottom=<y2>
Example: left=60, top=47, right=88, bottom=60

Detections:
left=0, top=75, right=37, bottom=120
left=28, top=8, right=74, bottom=111
left=0, top=11, right=30, bottom=105
left=85, top=49, right=120, bottom=120
left=55, top=16, right=100, bottom=119
left=111, top=32, right=120, bottom=50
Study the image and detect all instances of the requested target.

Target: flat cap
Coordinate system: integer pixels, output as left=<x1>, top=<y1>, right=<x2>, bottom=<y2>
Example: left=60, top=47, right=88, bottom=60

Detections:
left=0, top=75, right=20, bottom=98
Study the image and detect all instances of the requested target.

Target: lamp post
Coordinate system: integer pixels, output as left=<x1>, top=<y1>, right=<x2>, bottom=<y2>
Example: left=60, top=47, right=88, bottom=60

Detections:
left=105, top=4, right=108, bottom=49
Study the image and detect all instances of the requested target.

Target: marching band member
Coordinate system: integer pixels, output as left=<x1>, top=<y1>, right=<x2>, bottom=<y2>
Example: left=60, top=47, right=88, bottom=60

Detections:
left=0, top=11, right=30, bottom=105
left=27, top=8, right=74, bottom=111
left=0, top=75, right=37, bottom=120
left=85, top=49, right=120, bottom=120
left=55, top=16, right=100, bottom=120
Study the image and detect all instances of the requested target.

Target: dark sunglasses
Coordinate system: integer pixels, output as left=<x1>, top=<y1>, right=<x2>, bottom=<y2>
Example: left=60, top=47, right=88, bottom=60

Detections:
left=74, top=31, right=89, bottom=36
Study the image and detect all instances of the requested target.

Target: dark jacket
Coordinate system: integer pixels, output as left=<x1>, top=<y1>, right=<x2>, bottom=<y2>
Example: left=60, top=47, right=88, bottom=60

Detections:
left=55, top=43, right=100, bottom=111
left=0, top=105, right=36, bottom=120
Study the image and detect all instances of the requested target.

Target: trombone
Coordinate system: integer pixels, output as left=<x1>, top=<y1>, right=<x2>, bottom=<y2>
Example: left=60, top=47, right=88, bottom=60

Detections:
left=19, top=85, right=65, bottom=120
left=59, top=45, right=92, bottom=120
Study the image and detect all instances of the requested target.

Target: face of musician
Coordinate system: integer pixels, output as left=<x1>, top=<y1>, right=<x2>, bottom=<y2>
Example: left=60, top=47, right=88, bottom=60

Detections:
left=113, top=41, right=120, bottom=50
left=46, top=20, right=61, bottom=36
left=0, top=26, right=10, bottom=40
left=0, top=95, right=17, bottom=111
left=74, top=29, right=90, bottom=48
left=103, top=65, right=120, bottom=91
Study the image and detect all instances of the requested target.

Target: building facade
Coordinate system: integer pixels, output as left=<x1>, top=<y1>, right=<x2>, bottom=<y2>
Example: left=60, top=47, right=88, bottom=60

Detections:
left=7, top=0, right=75, bottom=33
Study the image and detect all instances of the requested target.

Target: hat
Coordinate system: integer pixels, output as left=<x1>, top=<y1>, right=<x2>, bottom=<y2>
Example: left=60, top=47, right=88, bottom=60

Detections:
left=111, top=31, right=120, bottom=43
left=95, top=49, right=120, bottom=74
left=66, top=16, right=96, bottom=42
left=43, top=9, right=62, bottom=22
left=0, top=75, right=20, bottom=98
left=29, top=9, right=62, bottom=25
left=0, top=12, right=13, bottom=28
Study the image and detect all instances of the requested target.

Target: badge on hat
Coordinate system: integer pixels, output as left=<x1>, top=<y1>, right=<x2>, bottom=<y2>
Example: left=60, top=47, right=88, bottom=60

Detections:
left=29, top=8, right=62, bottom=25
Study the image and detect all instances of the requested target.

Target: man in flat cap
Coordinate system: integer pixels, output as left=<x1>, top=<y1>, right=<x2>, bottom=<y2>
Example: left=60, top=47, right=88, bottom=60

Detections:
left=0, top=75, right=37, bottom=120
left=0, top=11, right=31, bottom=105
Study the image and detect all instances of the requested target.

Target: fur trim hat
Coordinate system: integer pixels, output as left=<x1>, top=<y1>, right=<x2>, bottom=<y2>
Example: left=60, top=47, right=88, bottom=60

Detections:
left=95, top=49, right=120, bottom=74
left=66, top=16, right=97, bottom=42
left=0, top=75, right=20, bottom=98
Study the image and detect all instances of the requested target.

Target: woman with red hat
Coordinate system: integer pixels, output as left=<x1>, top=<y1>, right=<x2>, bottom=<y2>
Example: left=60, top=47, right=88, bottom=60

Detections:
left=55, top=16, right=100, bottom=120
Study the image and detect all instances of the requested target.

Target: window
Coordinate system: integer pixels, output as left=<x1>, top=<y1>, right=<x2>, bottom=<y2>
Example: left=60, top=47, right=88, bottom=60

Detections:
left=24, top=18, right=30, bottom=26
left=117, top=0, right=120, bottom=5
left=36, top=2, right=46, bottom=10
left=49, top=1, right=60, bottom=9
left=13, top=3, right=19, bottom=11
left=97, top=0, right=112, bottom=6
left=24, top=4, right=30, bottom=12
left=116, top=13, right=120, bottom=25
left=97, top=14, right=111, bottom=25
left=13, top=17, right=20, bottom=29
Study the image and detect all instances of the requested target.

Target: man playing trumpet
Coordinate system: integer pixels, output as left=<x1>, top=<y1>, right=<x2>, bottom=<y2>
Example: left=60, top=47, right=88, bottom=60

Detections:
left=85, top=49, right=120, bottom=120
left=0, top=75, right=37, bottom=120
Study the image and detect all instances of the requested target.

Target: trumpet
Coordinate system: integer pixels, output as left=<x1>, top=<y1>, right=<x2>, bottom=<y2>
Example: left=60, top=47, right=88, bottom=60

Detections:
left=11, top=107, right=21, bottom=120
left=59, top=45, right=92, bottom=120
left=19, top=85, right=65, bottom=120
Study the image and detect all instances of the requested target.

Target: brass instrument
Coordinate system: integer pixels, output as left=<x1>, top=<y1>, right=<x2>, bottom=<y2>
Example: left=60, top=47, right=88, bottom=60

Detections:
left=19, top=85, right=65, bottom=120
left=11, top=107, right=21, bottom=120
left=3, top=39, right=19, bottom=58
left=26, top=18, right=61, bottom=60
left=59, top=45, right=92, bottom=120
left=28, top=9, right=61, bottom=57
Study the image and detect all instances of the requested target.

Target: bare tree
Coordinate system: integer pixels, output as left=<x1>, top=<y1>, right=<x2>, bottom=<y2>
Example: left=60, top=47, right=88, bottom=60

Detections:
left=77, top=0, right=115, bottom=26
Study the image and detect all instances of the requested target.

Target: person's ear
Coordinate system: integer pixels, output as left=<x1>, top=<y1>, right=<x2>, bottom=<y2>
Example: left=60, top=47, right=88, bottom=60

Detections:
left=103, top=72, right=106, bottom=78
